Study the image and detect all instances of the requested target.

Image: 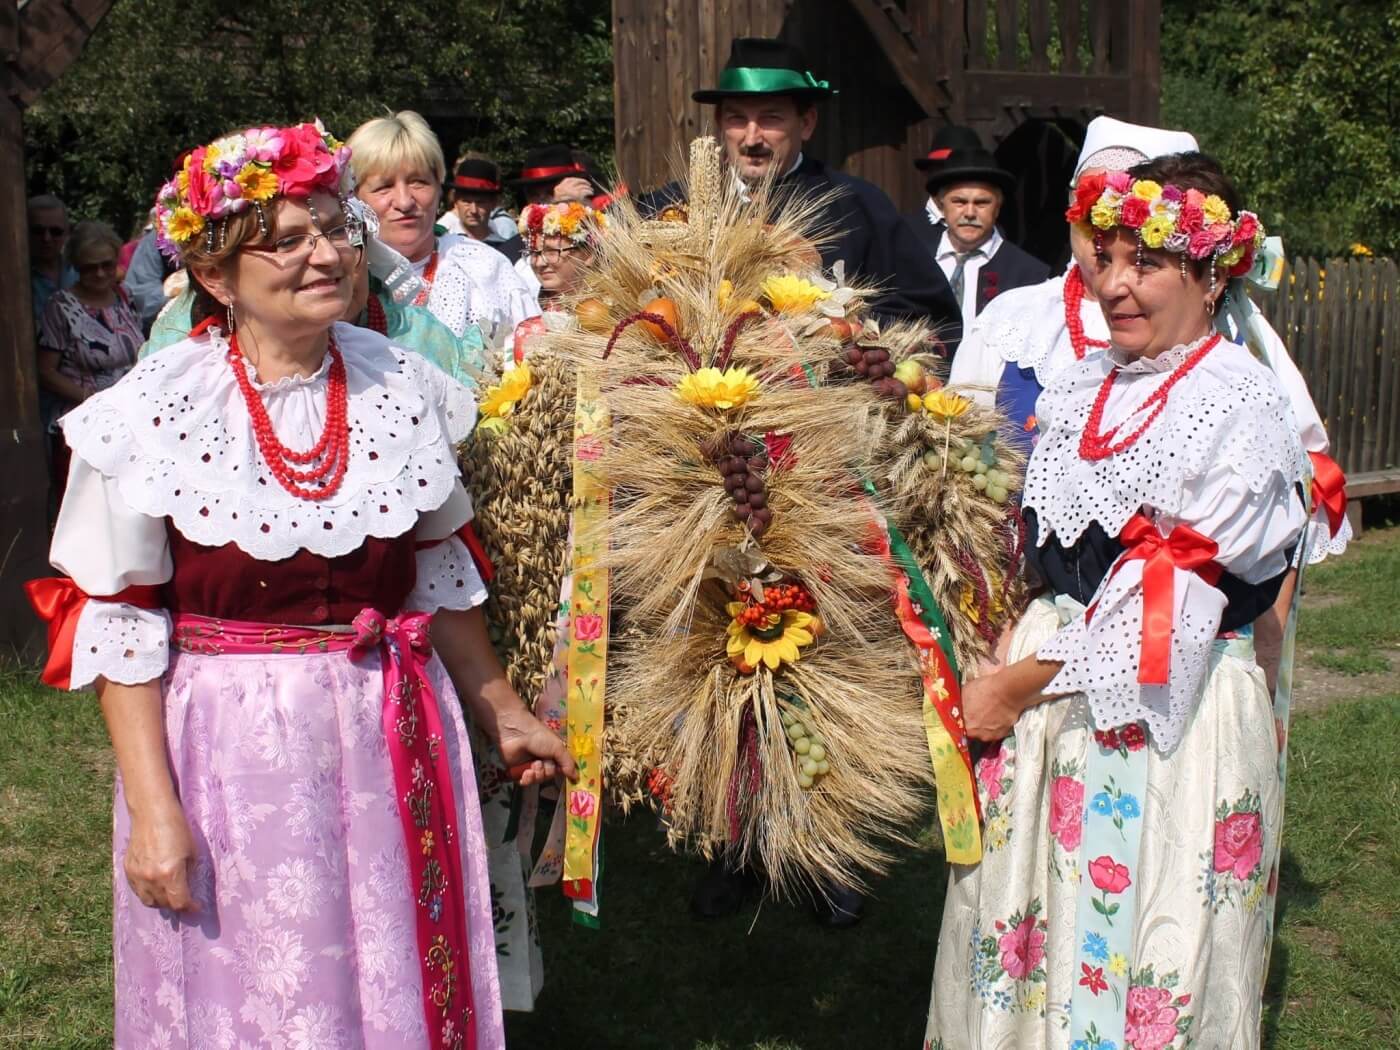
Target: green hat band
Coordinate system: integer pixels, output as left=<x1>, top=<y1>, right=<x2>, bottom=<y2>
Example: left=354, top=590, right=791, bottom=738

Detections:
left=715, top=67, right=831, bottom=94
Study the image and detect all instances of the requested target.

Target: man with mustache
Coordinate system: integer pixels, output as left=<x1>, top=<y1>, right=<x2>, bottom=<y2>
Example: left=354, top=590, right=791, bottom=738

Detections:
left=916, top=146, right=1048, bottom=333
left=643, top=37, right=961, bottom=347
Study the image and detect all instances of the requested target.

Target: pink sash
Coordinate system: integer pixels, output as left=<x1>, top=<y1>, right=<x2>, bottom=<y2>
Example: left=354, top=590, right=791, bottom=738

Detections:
left=172, top=610, right=476, bottom=1050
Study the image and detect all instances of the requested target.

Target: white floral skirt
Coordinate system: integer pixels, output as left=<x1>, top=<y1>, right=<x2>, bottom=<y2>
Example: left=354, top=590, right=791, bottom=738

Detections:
left=925, top=598, right=1283, bottom=1050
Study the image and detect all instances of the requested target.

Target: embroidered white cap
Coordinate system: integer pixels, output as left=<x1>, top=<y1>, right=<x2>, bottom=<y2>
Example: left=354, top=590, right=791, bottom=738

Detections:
left=1073, top=116, right=1200, bottom=180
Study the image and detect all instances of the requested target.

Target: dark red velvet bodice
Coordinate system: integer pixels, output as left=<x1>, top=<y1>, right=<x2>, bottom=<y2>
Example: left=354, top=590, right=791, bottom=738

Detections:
left=162, top=520, right=417, bottom=625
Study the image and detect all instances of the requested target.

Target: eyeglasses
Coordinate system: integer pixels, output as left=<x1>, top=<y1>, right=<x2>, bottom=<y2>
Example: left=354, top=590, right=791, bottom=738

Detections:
left=30, top=225, right=67, bottom=239
left=524, top=245, right=583, bottom=265
left=243, top=220, right=365, bottom=259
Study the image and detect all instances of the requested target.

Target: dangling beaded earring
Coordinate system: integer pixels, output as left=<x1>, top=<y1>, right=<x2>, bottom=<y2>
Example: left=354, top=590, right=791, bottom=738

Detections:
left=254, top=203, right=269, bottom=239
left=1179, top=253, right=1189, bottom=281
left=226, top=303, right=237, bottom=334
left=1135, top=234, right=1144, bottom=269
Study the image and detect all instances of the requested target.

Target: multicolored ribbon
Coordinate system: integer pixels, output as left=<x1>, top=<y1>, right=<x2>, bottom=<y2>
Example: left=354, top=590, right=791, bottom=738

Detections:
left=26, top=577, right=163, bottom=690
left=561, top=370, right=610, bottom=924
left=171, top=611, right=477, bottom=1050
left=868, top=511, right=982, bottom=863
left=1103, top=515, right=1222, bottom=685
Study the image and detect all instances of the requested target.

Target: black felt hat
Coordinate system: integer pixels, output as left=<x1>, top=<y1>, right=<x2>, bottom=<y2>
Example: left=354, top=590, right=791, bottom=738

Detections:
left=913, top=126, right=984, bottom=172
left=447, top=157, right=502, bottom=194
left=508, top=144, right=587, bottom=187
left=924, top=146, right=1016, bottom=198
left=691, top=37, right=835, bottom=104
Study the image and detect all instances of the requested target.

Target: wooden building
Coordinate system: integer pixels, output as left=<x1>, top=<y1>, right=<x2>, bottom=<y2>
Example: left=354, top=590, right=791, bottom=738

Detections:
left=612, top=0, right=1161, bottom=263
left=1, top=0, right=114, bottom=653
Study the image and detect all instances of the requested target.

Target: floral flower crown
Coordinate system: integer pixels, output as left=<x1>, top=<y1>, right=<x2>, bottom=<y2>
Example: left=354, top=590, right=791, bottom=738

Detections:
left=1065, top=171, right=1264, bottom=278
left=155, top=119, right=353, bottom=258
left=520, top=201, right=607, bottom=252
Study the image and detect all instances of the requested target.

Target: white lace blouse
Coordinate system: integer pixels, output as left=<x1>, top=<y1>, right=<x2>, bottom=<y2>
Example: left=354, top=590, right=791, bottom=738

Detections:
left=1025, top=335, right=1308, bottom=751
left=425, top=234, right=540, bottom=347
left=49, top=324, right=488, bottom=688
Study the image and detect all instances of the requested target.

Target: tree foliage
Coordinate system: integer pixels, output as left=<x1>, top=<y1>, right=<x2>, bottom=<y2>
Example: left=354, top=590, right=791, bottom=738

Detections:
left=1162, top=0, right=1400, bottom=257
left=24, top=0, right=614, bottom=231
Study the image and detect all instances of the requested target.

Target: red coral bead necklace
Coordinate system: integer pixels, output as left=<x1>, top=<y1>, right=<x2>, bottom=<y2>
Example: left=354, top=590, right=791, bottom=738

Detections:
left=227, top=331, right=350, bottom=501
left=1063, top=266, right=1111, bottom=361
left=412, top=249, right=438, bottom=307
left=1079, top=332, right=1222, bottom=461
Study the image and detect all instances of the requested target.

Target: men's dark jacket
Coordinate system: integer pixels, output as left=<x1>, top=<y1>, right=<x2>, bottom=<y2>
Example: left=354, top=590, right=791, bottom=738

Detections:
left=641, top=156, right=962, bottom=350
left=907, top=215, right=1051, bottom=318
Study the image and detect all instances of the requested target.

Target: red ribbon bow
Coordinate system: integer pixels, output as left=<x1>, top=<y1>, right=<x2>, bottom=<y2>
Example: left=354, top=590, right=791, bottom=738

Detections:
left=1308, top=451, right=1347, bottom=538
left=26, top=577, right=163, bottom=690
left=1110, top=514, right=1222, bottom=686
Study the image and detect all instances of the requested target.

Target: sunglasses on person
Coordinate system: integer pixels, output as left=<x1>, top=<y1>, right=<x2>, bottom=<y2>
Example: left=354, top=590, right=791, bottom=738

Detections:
left=76, top=258, right=117, bottom=275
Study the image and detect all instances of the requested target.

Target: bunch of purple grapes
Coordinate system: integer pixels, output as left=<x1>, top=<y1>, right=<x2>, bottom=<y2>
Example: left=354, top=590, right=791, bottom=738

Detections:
left=838, top=344, right=908, bottom=402
left=707, top=432, right=774, bottom=537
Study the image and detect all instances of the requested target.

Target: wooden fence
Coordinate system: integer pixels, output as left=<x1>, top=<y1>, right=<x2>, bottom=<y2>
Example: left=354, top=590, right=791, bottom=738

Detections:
left=1257, top=257, right=1400, bottom=485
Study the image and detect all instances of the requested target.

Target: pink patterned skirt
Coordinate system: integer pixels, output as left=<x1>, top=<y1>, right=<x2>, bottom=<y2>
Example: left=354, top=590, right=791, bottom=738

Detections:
left=111, top=641, right=506, bottom=1049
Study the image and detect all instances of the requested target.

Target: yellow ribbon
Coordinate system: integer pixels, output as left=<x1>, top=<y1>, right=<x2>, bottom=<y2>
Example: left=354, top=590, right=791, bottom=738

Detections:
left=562, top=370, right=609, bottom=907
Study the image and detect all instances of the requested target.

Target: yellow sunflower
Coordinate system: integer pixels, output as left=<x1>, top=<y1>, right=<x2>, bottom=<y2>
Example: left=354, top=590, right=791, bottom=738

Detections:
left=675, top=366, right=759, bottom=411
left=479, top=363, right=533, bottom=420
left=922, top=389, right=971, bottom=420
left=166, top=207, right=205, bottom=243
left=235, top=164, right=279, bottom=203
left=761, top=273, right=829, bottom=314
left=725, top=603, right=817, bottom=671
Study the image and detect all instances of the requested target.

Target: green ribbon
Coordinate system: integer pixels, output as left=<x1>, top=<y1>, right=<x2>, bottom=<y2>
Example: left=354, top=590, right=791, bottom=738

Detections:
left=715, top=67, right=833, bottom=94
left=860, top=480, right=962, bottom=681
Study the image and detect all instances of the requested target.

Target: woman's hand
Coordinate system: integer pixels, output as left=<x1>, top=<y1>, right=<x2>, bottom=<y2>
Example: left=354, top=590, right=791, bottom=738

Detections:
left=124, top=800, right=199, bottom=912
left=496, top=704, right=578, bottom=785
left=962, top=673, right=1027, bottom=742
left=552, top=176, right=595, bottom=203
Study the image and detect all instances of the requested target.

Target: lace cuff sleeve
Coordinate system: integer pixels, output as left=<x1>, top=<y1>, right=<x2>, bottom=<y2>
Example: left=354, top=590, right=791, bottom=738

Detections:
left=71, top=601, right=172, bottom=689
left=408, top=535, right=489, bottom=614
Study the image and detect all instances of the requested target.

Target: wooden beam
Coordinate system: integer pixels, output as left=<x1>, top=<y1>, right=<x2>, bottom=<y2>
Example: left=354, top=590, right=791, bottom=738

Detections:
left=962, top=69, right=1124, bottom=115
left=845, top=0, right=945, bottom=117
left=12, top=0, right=115, bottom=107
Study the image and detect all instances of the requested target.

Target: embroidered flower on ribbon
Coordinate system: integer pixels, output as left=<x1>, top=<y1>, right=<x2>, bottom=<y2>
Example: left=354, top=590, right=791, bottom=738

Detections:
left=1082, top=931, right=1109, bottom=962
left=567, top=789, right=597, bottom=820
left=1079, top=962, right=1109, bottom=996
left=573, top=612, right=604, bottom=645
left=1088, top=854, right=1131, bottom=925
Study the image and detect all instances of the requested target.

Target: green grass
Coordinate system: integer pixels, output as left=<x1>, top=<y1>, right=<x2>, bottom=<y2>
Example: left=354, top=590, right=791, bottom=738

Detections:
left=1, top=526, right=1398, bottom=1048
left=1297, top=531, right=1400, bottom=675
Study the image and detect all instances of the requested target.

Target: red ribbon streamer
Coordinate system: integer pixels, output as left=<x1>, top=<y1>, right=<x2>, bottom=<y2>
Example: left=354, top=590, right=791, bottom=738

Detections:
left=1308, top=451, right=1347, bottom=538
left=26, top=577, right=163, bottom=690
left=1105, top=514, right=1222, bottom=686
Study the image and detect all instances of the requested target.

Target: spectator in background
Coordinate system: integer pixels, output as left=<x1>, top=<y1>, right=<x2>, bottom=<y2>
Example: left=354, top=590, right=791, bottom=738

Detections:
left=121, top=218, right=173, bottom=334
left=28, top=193, right=75, bottom=324
left=37, top=220, right=142, bottom=486
left=348, top=110, right=538, bottom=346
left=441, top=154, right=525, bottom=263
left=117, top=210, right=151, bottom=281
left=914, top=146, right=1049, bottom=333
left=510, top=144, right=596, bottom=207
left=910, top=125, right=983, bottom=237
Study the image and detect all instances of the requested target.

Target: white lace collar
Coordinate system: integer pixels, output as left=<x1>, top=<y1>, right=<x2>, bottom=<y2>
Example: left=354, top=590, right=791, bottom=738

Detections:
left=982, top=264, right=1110, bottom=386
left=1024, top=337, right=1306, bottom=547
left=1106, top=332, right=1213, bottom=374
left=62, top=323, right=477, bottom=559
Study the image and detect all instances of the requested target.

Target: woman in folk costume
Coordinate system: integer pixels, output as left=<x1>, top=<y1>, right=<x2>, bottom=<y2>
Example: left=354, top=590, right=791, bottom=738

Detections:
left=948, top=117, right=1349, bottom=573
left=30, top=121, right=573, bottom=1049
left=143, top=201, right=485, bottom=389
left=924, top=152, right=1307, bottom=1050
left=348, top=111, right=539, bottom=348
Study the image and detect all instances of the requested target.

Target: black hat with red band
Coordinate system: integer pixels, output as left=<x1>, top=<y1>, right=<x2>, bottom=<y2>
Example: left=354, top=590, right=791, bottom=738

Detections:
left=447, top=157, right=503, bottom=195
